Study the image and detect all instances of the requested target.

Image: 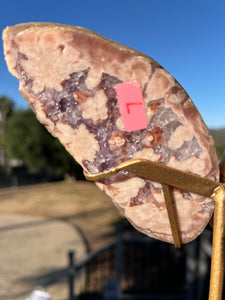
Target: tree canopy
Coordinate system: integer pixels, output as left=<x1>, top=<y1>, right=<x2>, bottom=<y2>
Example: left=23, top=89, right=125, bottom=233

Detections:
left=4, top=108, right=82, bottom=177
left=0, top=96, right=14, bottom=122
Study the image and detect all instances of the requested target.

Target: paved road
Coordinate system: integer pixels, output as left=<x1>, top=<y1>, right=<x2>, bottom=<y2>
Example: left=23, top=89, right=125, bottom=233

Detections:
left=0, top=214, right=87, bottom=300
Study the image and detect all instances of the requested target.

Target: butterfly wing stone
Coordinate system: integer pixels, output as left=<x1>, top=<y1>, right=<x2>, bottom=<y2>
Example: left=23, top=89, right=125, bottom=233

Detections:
left=3, top=23, right=219, bottom=244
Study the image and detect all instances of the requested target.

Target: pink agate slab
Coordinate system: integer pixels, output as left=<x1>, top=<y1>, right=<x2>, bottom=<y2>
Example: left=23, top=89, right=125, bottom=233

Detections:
left=3, top=23, right=219, bottom=244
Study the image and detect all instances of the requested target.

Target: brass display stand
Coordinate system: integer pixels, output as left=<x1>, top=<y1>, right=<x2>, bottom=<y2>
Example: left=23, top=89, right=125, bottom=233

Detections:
left=85, top=158, right=225, bottom=300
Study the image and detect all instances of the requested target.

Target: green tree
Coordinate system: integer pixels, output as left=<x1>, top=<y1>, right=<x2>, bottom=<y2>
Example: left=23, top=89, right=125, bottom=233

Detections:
left=0, top=96, right=14, bottom=167
left=0, top=96, right=14, bottom=121
left=210, top=129, right=225, bottom=162
left=5, top=109, right=83, bottom=177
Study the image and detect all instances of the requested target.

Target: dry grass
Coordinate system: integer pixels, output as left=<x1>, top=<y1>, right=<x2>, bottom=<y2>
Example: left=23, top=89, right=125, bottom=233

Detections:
left=0, top=180, right=123, bottom=250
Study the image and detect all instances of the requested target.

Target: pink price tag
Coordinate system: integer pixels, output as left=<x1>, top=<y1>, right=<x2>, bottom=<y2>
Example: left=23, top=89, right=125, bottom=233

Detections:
left=116, top=81, right=148, bottom=132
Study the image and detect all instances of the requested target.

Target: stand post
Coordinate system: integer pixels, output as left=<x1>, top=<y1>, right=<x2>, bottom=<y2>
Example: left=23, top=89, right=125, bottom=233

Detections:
left=208, top=187, right=225, bottom=300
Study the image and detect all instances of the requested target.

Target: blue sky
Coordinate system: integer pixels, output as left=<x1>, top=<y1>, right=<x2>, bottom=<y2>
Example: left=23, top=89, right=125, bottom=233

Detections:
left=0, top=0, right=224, bottom=128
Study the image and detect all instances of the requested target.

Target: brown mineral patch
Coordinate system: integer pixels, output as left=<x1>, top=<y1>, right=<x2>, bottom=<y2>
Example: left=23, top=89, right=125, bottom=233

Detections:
left=74, top=91, right=89, bottom=101
left=167, top=85, right=187, bottom=105
left=151, top=126, right=163, bottom=145
left=108, top=132, right=126, bottom=150
left=149, top=101, right=162, bottom=113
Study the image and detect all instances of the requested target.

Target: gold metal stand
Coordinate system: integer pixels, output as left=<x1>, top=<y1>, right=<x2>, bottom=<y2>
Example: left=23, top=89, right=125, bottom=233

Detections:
left=84, top=158, right=225, bottom=300
left=162, top=184, right=181, bottom=248
left=209, top=186, right=225, bottom=300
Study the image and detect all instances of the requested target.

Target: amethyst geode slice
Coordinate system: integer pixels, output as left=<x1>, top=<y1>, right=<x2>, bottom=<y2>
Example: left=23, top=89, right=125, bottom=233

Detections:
left=3, top=23, right=219, bottom=244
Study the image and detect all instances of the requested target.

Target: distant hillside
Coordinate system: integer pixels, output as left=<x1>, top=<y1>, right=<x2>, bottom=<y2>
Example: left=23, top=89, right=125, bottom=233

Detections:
left=210, top=128, right=225, bottom=160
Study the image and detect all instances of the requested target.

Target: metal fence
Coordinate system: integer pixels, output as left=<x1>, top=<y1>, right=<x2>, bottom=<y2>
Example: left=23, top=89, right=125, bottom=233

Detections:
left=68, top=226, right=212, bottom=300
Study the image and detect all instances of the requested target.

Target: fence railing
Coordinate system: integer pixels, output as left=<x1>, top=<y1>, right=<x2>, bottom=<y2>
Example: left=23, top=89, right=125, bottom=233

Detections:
left=68, top=226, right=212, bottom=300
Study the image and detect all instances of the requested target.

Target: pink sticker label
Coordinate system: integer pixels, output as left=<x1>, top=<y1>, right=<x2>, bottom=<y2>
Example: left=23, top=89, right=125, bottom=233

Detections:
left=116, top=81, right=148, bottom=132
